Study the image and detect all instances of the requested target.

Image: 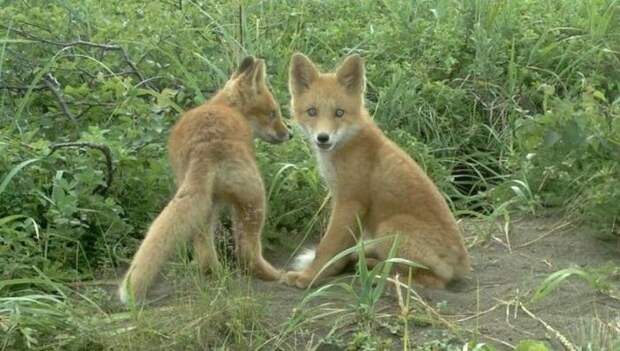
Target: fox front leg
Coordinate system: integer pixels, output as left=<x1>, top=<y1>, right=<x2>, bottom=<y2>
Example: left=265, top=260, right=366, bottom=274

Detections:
left=283, top=202, right=362, bottom=289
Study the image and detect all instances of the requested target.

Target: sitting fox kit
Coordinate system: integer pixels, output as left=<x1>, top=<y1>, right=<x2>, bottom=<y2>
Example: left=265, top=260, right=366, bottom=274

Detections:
left=284, top=53, right=470, bottom=289
left=119, top=57, right=290, bottom=303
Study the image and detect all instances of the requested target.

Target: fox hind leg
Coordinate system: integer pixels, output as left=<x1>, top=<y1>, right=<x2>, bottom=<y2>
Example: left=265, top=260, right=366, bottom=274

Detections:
left=373, top=219, right=456, bottom=290
left=216, top=161, right=280, bottom=281
left=192, top=209, right=221, bottom=274
left=231, top=199, right=280, bottom=281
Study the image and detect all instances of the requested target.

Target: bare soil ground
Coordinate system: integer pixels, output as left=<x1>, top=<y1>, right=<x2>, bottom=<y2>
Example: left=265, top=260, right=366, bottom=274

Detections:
left=256, top=213, right=620, bottom=349
left=108, top=213, right=620, bottom=349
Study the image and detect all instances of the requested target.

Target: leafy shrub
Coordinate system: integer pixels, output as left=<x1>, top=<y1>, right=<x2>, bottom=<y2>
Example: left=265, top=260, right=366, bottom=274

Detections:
left=1, top=0, right=618, bottom=284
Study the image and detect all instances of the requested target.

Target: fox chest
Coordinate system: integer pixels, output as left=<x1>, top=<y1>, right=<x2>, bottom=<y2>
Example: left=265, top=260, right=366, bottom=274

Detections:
left=316, top=153, right=337, bottom=190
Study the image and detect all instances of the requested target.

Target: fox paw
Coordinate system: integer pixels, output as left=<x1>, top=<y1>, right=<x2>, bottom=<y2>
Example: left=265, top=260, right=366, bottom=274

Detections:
left=253, top=264, right=283, bottom=282
left=281, top=271, right=312, bottom=289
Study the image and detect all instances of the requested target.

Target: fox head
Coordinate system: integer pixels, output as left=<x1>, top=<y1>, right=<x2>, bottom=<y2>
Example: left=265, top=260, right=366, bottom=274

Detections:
left=225, top=56, right=291, bottom=144
left=288, top=53, right=367, bottom=152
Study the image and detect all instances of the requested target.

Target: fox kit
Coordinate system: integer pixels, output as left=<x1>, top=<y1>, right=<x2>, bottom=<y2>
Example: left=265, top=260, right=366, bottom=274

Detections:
left=284, top=53, right=470, bottom=289
left=119, top=56, right=291, bottom=303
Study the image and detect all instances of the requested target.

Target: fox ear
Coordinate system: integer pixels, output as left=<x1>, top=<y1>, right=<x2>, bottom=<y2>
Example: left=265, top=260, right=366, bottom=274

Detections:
left=236, top=57, right=267, bottom=91
left=250, top=59, right=266, bottom=86
left=336, top=54, right=365, bottom=95
left=289, top=53, right=319, bottom=95
left=234, top=56, right=255, bottom=78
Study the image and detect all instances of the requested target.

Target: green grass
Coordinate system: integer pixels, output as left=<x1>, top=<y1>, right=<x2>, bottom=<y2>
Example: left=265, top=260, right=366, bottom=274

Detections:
left=1, top=266, right=276, bottom=350
left=531, top=265, right=620, bottom=303
left=0, top=0, right=619, bottom=349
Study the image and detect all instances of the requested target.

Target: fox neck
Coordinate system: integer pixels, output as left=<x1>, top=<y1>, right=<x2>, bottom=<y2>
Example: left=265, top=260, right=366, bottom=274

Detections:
left=212, top=86, right=249, bottom=114
left=316, top=151, right=337, bottom=189
left=210, top=87, right=255, bottom=130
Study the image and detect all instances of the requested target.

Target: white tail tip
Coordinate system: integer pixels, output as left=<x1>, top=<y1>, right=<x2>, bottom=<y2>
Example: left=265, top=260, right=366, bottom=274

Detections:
left=292, top=248, right=316, bottom=271
left=118, top=281, right=130, bottom=304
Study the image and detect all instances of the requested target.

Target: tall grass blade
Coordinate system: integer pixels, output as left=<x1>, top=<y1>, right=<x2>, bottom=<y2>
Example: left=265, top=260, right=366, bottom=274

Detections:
left=0, top=158, right=40, bottom=196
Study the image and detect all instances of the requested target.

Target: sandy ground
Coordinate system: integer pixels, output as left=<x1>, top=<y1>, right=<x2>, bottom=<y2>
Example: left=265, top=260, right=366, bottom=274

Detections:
left=110, top=213, right=620, bottom=349
left=254, top=214, right=620, bottom=349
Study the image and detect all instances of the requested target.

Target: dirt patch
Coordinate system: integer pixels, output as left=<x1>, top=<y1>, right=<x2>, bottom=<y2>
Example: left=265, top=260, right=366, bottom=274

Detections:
left=105, top=214, right=619, bottom=349
left=253, top=214, right=620, bottom=349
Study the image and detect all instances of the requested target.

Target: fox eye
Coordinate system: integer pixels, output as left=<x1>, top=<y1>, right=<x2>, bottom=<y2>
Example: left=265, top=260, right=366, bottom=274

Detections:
left=269, top=111, right=277, bottom=119
left=307, top=107, right=318, bottom=117
left=335, top=108, right=345, bottom=118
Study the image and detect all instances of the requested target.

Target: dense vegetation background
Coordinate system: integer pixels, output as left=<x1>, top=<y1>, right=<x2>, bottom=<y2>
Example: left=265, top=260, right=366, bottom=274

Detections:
left=1, top=0, right=618, bottom=349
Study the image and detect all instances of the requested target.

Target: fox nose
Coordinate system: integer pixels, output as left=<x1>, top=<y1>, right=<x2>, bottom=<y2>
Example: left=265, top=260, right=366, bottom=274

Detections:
left=317, top=133, right=330, bottom=143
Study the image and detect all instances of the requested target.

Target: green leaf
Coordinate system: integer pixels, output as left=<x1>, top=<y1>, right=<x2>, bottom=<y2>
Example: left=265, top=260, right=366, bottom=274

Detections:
left=531, top=267, right=598, bottom=303
left=469, top=341, right=497, bottom=351
left=0, top=214, right=27, bottom=226
left=0, top=158, right=41, bottom=196
left=514, top=340, right=549, bottom=351
left=543, top=130, right=560, bottom=147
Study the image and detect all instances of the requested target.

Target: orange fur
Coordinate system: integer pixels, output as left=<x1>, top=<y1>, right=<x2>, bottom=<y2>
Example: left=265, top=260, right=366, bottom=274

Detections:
left=119, top=57, right=291, bottom=303
left=283, top=53, right=470, bottom=289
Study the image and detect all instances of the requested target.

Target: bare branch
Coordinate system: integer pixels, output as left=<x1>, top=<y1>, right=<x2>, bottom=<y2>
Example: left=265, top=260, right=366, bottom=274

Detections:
left=1, top=25, right=121, bottom=49
left=120, top=47, right=150, bottom=87
left=1, top=24, right=157, bottom=90
left=0, top=84, right=46, bottom=91
left=49, top=142, right=114, bottom=195
left=520, top=303, right=577, bottom=351
left=43, top=73, right=77, bottom=123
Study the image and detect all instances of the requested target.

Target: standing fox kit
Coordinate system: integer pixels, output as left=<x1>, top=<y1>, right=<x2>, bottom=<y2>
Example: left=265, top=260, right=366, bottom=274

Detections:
left=119, top=57, right=291, bottom=303
left=284, top=53, right=470, bottom=289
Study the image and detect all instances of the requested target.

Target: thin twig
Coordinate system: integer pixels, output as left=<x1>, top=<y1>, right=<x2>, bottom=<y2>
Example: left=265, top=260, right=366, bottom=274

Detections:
left=0, top=84, right=46, bottom=91
left=49, top=142, right=114, bottom=195
left=456, top=303, right=501, bottom=322
left=503, top=218, right=512, bottom=253
left=516, top=221, right=573, bottom=249
left=387, top=277, right=456, bottom=330
left=0, top=25, right=121, bottom=49
left=389, top=277, right=516, bottom=349
left=120, top=48, right=152, bottom=88
left=520, top=303, right=577, bottom=351
left=2, top=24, right=156, bottom=90
left=43, top=73, right=77, bottom=123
